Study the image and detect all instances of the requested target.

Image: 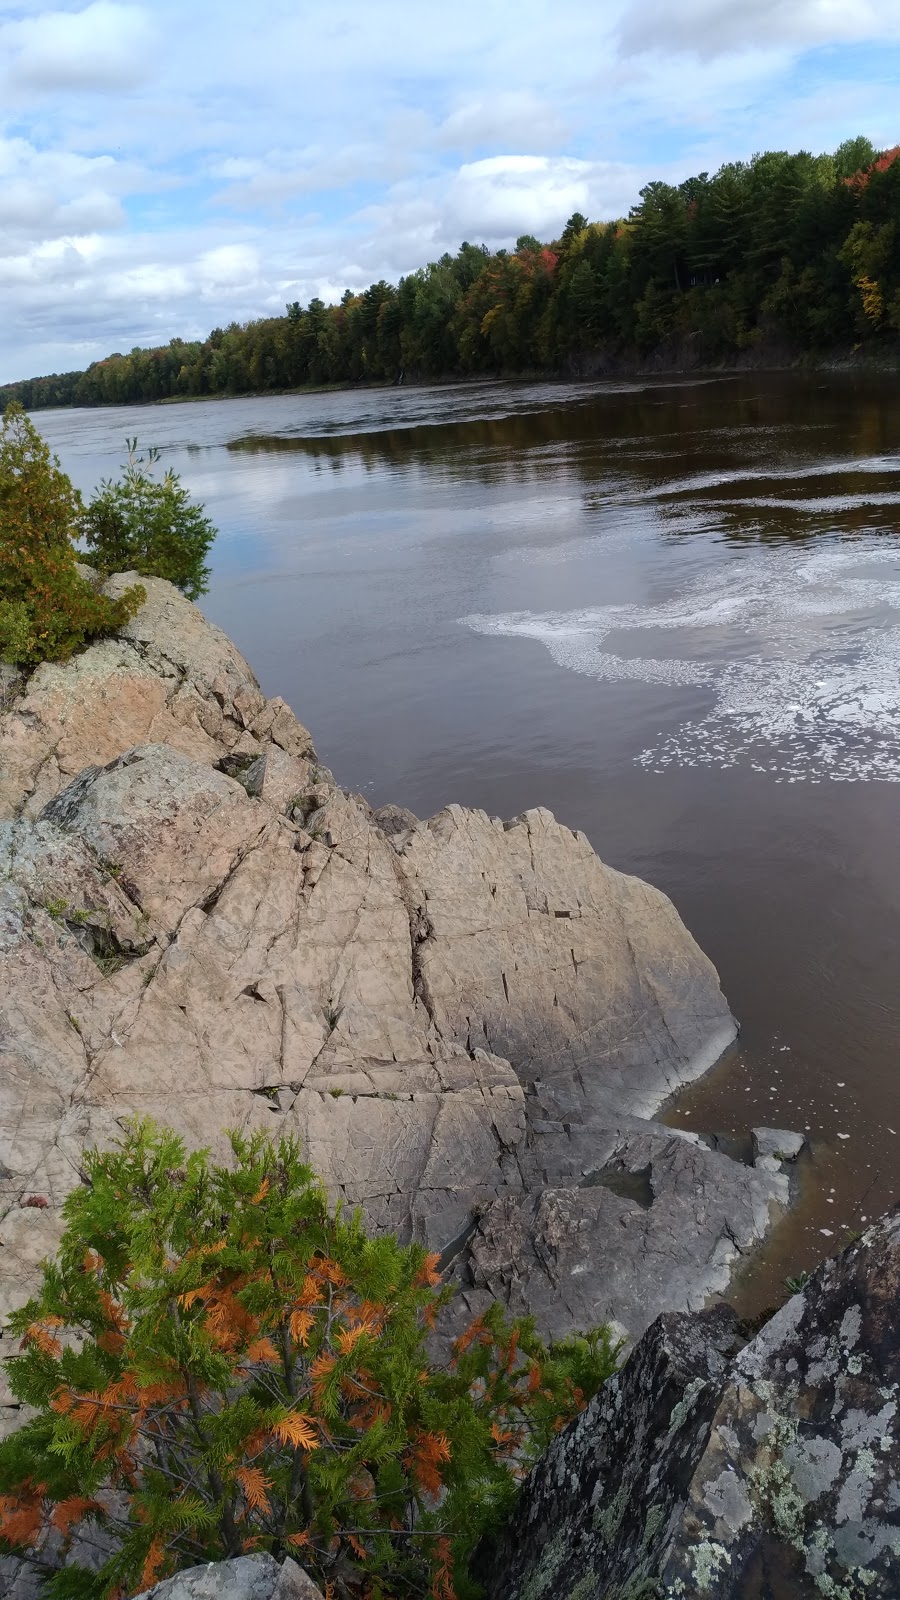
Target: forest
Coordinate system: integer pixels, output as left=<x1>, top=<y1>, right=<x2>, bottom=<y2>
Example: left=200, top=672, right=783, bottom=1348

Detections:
left=3, top=135, right=899, bottom=409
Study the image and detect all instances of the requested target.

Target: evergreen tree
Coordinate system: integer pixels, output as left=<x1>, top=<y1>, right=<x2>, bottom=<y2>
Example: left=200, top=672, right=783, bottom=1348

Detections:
left=0, top=405, right=143, bottom=666
left=0, top=1121, right=619, bottom=1600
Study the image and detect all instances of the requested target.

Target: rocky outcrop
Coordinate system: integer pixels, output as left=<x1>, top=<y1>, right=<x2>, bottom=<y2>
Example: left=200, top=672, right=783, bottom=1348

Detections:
left=135, top=1555, right=323, bottom=1600
left=0, top=573, right=314, bottom=821
left=478, top=1207, right=900, bottom=1599
left=0, top=578, right=788, bottom=1434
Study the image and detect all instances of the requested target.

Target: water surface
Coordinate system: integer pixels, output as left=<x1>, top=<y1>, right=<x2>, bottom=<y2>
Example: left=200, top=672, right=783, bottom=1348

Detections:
left=35, top=372, right=900, bottom=1314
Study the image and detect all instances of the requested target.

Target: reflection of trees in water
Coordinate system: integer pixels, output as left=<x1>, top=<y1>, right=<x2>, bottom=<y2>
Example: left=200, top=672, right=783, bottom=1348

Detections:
left=225, top=375, right=900, bottom=546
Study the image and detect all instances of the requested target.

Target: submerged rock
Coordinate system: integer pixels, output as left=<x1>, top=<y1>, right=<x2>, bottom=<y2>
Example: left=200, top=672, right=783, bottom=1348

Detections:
left=0, top=577, right=786, bottom=1437
left=478, top=1206, right=900, bottom=1599
left=752, top=1126, right=806, bottom=1165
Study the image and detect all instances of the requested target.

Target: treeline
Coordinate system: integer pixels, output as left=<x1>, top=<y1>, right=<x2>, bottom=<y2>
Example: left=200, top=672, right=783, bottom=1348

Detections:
left=4, top=135, right=900, bottom=409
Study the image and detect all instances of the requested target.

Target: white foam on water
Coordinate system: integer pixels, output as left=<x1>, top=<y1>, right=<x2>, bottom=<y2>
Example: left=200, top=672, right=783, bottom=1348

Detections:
left=463, top=541, right=900, bottom=783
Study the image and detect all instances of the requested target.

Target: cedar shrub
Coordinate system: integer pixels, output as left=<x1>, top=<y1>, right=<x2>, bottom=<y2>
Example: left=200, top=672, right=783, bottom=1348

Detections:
left=0, top=1121, right=619, bottom=1599
left=0, top=404, right=144, bottom=666
left=82, top=441, right=217, bottom=600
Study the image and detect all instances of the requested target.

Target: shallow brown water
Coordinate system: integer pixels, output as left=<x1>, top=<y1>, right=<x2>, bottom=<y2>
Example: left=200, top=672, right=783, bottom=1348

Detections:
left=35, top=371, right=900, bottom=1315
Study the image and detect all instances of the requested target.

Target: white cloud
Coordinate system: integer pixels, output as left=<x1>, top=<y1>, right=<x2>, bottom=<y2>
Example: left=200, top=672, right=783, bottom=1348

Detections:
left=445, top=155, right=641, bottom=236
left=618, top=0, right=898, bottom=59
left=0, top=0, right=897, bottom=380
left=436, top=92, right=570, bottom=154
left=1, top=2, right=158, bottom=91
left=0, top=137, right=128, bottom=242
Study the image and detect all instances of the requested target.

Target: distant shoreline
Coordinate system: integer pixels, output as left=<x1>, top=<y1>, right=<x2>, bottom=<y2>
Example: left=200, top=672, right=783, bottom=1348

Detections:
left=16, top=348, right=900, bottom=413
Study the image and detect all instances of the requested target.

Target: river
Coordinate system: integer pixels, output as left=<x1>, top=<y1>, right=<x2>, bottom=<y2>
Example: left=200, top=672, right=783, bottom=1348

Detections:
left=33, top=370, right=900, bottom=1316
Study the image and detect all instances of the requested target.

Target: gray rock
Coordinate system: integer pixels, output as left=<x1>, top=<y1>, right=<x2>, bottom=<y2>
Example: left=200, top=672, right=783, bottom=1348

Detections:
left=373, top=802, right=420, bottom=842
left=752, top=1126, right=806, bottom=1164
left=479, top=1206, right=900, bottom=1599
left=133, top=1554, right=323, bottom=1600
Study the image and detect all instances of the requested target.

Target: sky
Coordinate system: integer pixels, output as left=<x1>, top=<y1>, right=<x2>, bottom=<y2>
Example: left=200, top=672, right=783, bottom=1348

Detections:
left=1, top=0, right=899, bottom=382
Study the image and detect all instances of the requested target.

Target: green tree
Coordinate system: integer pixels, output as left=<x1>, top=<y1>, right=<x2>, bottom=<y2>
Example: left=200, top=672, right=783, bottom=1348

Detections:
left=0, top=1121, right=619, bottom=1600
left=0, top=404, right=142, bottom=665
left=834, top=135, right=877, bottom=180
left=82, top=441, right=217, bottom=599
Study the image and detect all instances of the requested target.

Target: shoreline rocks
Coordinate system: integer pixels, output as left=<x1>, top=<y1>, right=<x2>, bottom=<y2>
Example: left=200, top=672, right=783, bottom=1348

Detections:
left=0, top=576, right=790, bottom=1434
left=477, top=1206, right=900, bottom=1598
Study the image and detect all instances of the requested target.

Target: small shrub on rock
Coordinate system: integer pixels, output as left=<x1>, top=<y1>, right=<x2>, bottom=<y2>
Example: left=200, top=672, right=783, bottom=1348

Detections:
left=0, top=404, right=143, bottom=666
left=0, top=1121, right=619, bottom=1599
left=82, top=440, right=217, bottom=599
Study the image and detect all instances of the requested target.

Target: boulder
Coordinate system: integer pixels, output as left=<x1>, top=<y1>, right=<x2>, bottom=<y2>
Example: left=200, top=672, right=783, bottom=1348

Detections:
left=752, top=1126, right=806, bottom=1164
left=0, top=576, right=315, bottom=821
left=134, top=1555, right=323, bottom=1600
left=478, top=1207, right=900, bottom=1599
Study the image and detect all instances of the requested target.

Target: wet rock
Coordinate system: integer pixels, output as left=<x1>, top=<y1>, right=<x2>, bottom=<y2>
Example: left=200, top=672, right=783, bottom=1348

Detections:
left=752, top=1126, right=806, bottom=1164
left=457, top=1127, right=787, bottom=1343
left=479, top=1206, right=900, bottom=1599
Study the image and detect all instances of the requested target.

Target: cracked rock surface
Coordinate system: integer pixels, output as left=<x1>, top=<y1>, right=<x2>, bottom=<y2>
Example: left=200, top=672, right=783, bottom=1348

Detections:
left=0, top=578, right=787, bottom=1440
left=477, top=1207, right=900, bottom=1599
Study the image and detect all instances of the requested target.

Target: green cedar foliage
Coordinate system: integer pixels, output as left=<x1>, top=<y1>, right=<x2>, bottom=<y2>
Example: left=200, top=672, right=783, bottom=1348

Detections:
left=0, top=1121, right=619, bottom=1600
left=0, top=405, right=144, bottom=666
left=82, top=441, right=217, bottom=600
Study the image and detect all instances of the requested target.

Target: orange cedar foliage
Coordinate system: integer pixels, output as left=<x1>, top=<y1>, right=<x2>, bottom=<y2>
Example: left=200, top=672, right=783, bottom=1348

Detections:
left=139, top=1538, right=165, bottom=1591
left=0, top=1487, right=44, bottom=1548
left=96, top=1329, right=126, bottom=1355
left=203, top=1289, right=258, bottom=1351
left=431, top=1536, right=457, bottom=1600
left=286, top=1530, right=311, bottom=1549
left=270, top=1412, right=319, bottom=1450
left=347, top=1533, right=367, bottom=1561
left=243, top=1337, right=280, bottom=1365
left=407, top=1430, right=451, bottom=1499
left=451, top=1315, right=488, bottom=1358
left=22, top=1320, right=63, bottom=1358
left=310, top=1351, right=336, bottom=1405
left=289, top=1308, right=315, bottom=1346
left=336, top=1305, right=383, bottom=1355
left=295, top=1273, right=325, bottom=1307
left=98, top=1289, right=129, bottom=1332
left=235, top=1465, right=272, bottom=1514
left=250, top=1178, right=270, bottom=1204
left=414, top=1251, right=442, bottom=1288
left=50, top=1496, right=100, bottom=1537
left=313, top=1256, right=348, bottom=1288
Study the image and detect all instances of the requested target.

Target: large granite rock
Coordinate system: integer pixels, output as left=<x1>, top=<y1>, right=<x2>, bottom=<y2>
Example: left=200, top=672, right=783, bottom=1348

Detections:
left=135, top=1555, right=322, bottom=1600
left=478, top=1207, right=900, bottom=1599
left=0, top=573, right=314, bottom=821
left=0, top=579, right=786, bottom=1440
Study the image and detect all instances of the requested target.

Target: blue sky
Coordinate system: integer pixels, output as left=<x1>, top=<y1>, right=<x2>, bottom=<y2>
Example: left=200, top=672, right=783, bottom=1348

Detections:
left=0, top=0, right=898, bottom=382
